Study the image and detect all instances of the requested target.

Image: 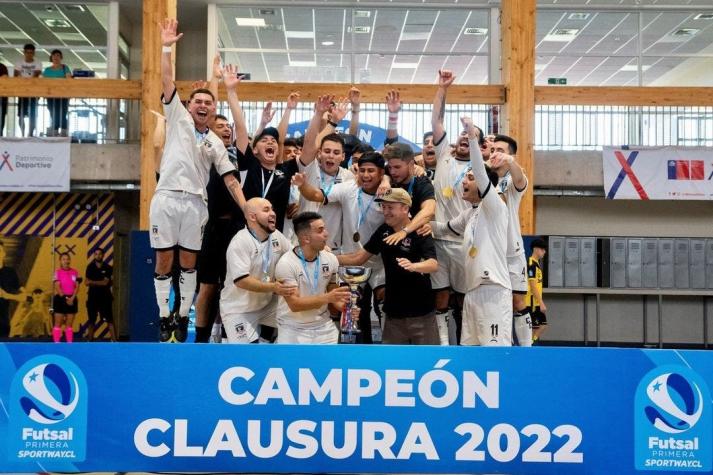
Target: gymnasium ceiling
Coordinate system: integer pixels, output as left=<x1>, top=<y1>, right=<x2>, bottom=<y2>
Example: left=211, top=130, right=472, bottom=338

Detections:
left=0, top=1, right=711, bottom=85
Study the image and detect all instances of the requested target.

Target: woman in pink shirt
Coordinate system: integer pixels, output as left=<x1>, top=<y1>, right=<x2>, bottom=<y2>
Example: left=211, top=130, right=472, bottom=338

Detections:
left=52, top=253, right=81, bottom=342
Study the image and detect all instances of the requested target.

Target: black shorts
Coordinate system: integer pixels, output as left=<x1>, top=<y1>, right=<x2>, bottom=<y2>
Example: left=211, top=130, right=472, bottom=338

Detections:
left=52, top=295, right=78, bottom=315
left=87, top=297, right=114, bottom=324
left=197, top=217, right=241, bottom=285
left=531, top=307, right=547, bottom=328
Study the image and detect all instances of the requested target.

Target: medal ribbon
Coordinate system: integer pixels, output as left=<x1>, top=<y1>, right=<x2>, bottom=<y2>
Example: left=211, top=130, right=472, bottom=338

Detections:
left=297, top=247, right=320, bottom=294
left=356, top=188, right=376, bottom=233
left=261, top=168, right=276, bottom=198
left=249, top=229, right=272, bottom=277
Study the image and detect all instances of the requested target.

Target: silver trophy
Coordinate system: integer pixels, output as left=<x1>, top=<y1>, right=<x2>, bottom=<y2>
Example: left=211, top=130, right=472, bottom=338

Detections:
left=337, top=266, right=371, bottom=343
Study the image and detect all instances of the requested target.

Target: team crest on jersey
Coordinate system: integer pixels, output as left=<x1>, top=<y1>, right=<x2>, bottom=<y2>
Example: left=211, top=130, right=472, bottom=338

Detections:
left=274, top=170, right=285, bottom=178
left=272, top=239, right=280, bottom=249
left=151, top=225, right=158, bottom=234
left=321, top=264, right=330, bottom=276
left=234, top=323, right=246, bottom=339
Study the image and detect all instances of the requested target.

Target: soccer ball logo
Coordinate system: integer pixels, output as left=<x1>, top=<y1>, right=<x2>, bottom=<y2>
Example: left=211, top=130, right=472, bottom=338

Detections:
left=645, top=372, right=703, bottom=434
left=19, top=363, right=80, bottom=425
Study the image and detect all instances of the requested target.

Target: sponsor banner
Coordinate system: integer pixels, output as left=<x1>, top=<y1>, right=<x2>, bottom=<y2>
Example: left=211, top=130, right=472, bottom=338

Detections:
left=0, top=345, right=711, bottom=474
left=603, top=146, right=713, bottom=200
left=0, top=138, right=71, bottom=192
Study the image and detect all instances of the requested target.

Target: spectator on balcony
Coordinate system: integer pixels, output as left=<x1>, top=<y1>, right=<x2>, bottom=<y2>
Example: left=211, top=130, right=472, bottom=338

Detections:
left=14, top=43, right=41, bottom=137
left=42, top=49, right=72, bottom=137
left=0, top=63, right=8, bottom=136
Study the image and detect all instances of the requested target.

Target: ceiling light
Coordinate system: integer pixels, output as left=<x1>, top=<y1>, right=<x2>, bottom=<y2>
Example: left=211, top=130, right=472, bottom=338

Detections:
left=285, top=30, right=315, bottom=39
left=392, top=62, right=419, bottom=69
left=673, top=28, right=699, bottom=36
left=401, top=32, right=430, bottom=41
left=43, top=19, right=71, bottom=28
left=354, top=11, right=371, bottom=18
left=543, top=28, right=579, bottom=42
left=620, top=64, right=650, bottom=72
left=235, top=17, right=266, bottom=27
left=321, top=41, right=335, bottom=46
left=259, top=9, right=275, bottom=15
left=694, top=13, right=713, bottom=20
left=65, top=5, right=86, bottom=12
left=568, top=13, right=590, bottom=20
left=289, top=60, right=316, bottom=67
left=351, top=26, right=371, bottom=34
left=464, top=27, right=488, bottom=35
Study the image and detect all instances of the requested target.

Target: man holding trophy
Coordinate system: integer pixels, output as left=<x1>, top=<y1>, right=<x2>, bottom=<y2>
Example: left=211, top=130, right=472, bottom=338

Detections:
left=275, top=212, right=353, bottom=344
left=337, top=188, right=439, bottom=345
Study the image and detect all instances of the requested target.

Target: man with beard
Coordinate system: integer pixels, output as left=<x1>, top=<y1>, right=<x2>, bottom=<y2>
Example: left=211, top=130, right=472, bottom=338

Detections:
left=430, top=117, right=510, bottom=345
left=274, top=212, right=351, bottom=344
left=420, top=132, right=438, bottom=181
left=428, top=69, right=486, bottom=345
left=488, top=134, right=532, bottom=346
left=220, top=198, right=296, bottom=343
left=151, top=20, right=245, bottom=343
left=292, top=152, right=387, bottom=343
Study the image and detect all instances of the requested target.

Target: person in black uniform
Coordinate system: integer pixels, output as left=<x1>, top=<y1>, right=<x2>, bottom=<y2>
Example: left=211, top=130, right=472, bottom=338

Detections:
left=85, top=248, right=115, bottom=341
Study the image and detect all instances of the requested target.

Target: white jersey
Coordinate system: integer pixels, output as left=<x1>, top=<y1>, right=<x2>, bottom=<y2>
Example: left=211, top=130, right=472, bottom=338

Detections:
left=445, top=182, right=510, bottom=292
left=275, top=249, right=339, bottom=329
left=498, top=172, right=528, bottom=257
left=432, top=132, right=472, bottom=242
left=156, top=90, right=235, bottom=200
left=302, top=161, right=354, bottom=251
left=220, top=228, right=292, bottom=315
left=325, top=181, right=384, bottom=254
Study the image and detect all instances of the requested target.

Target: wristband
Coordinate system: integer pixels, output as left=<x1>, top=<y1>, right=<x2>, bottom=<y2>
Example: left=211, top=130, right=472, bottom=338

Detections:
left=162, top=46, right=172, bottom=53
left=387, top=111, right=399, bottom=131
left=327, top=120, right=338, bottom=127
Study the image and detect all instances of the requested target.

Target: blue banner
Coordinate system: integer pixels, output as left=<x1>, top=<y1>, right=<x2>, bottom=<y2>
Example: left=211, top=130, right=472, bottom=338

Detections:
left=287, top=120, right=421, bottom=152
left=1, top=344, right=711, bottom=473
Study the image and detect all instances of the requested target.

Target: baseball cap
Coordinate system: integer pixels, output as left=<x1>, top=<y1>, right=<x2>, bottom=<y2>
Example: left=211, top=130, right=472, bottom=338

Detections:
left=252, top=126, right=280, bottom=147
left=383, top=142, right=415, bottom=162
left=375, top=187, right=412, bottom=207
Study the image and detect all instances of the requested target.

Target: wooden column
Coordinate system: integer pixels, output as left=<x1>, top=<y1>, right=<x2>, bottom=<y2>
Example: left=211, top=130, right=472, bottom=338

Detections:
left=501, top=0, right=536, bottom=235
left=139, top=0, right=176, bottom=230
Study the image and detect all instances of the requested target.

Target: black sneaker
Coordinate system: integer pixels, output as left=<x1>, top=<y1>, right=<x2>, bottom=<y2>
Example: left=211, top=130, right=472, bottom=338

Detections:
left=159, top=315, right=174, bottom=343
left=173, top=316, right=189, bottom=343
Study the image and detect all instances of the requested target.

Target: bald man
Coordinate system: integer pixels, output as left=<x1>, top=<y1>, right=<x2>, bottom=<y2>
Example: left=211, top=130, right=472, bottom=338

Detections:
left=219, top=198, right=296, bottom=343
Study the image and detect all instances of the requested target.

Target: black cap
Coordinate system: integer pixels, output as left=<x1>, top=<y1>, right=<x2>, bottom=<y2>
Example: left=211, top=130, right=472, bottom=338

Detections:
left=252, top=126, right=280, bottom=147
left=357, top=151, right=385, bottom=169
left=530, top=238, right=547, bottom=251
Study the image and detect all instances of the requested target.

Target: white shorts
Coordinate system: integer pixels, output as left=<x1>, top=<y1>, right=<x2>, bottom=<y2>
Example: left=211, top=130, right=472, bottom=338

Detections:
left=277, top=319, right=339, bottom=344
left=366, top=255, right=386, bottom=289
left=149, top=190, right=208, bottom=251
left=508, top=254, right=528, bottom=294
left=222, top=302, right=277, bottom=344
left=431, top=239, right=466, bottom=294
left=462, top=285, right=512, bottom=346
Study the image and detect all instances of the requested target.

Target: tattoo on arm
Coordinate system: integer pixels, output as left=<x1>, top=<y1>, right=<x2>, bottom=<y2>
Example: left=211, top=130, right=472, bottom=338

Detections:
left=438, top=95, right=446, bottom=121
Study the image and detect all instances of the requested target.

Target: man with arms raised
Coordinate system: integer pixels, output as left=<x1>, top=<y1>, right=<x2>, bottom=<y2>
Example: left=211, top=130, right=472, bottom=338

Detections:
left=489, top=134, right=532, bottom=346
left=338, top=188, right=439, bottom=344
left=220, top=198, right=296, bottom=343
left=151, top=19, right=245, bottom=343
left=430, top=117, right=511, bottom=345
left=274, top=212, right=351, bottom=344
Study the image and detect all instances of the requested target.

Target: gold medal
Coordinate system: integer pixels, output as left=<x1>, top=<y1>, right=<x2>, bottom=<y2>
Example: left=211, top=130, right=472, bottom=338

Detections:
left=468, top=246, right=478, bottom=258
left=353, top=232, right=361, bottom=242
left=442, top=186, right=454, bottom=199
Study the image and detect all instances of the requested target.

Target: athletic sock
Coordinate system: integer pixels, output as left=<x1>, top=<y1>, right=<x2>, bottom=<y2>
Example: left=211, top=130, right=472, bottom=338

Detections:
left=513, top=310, right=533, bottom=347
left=52, top=326, right=62, bottom=343
left=154, top=273, right=172, bottom=318
left=210, top=322, right=223, bottom=343
left=178, top=268, right=197, bottom=317
left=435, top=309, right=450, bottom=346
left=64, top=327, right=74, bottom=343
left=194, top=325, right=211, bottom=343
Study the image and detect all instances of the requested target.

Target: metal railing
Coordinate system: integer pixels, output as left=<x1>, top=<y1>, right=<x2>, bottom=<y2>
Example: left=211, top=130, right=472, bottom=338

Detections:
left=535, top=105, right=713, bottom=150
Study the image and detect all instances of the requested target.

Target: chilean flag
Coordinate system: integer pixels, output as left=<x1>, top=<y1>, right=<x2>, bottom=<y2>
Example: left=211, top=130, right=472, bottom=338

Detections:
left=668, top=160, right=704, bottom=180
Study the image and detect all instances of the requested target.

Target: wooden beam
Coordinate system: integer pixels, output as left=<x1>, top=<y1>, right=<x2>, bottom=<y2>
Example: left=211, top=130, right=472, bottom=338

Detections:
left=536, top=86, right=713, bottom=106
left=501, top=0, right=536, bottom=235
left=139, top=0, right=176, bottom=230
left=0, top=78, right=141, bottom=99
left=175, top=81, right=506, bottom=105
